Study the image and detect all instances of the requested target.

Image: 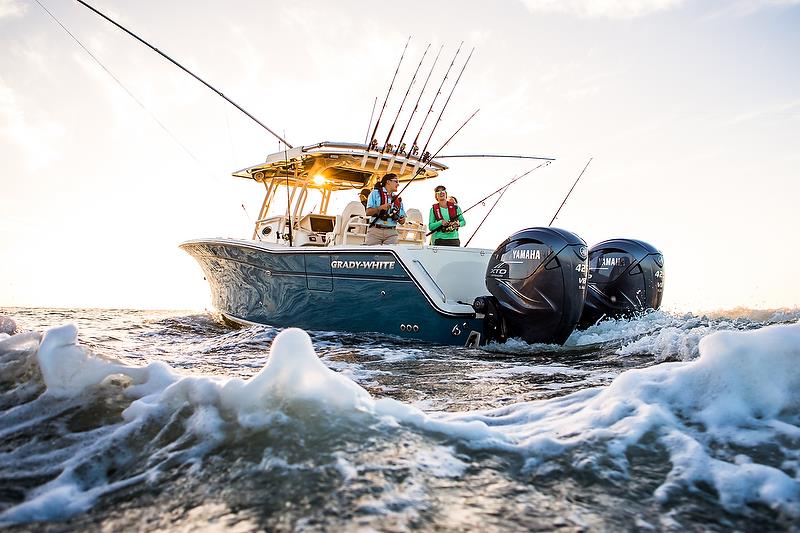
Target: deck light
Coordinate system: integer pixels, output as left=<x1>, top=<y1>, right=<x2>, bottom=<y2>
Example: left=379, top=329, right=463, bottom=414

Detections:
left=313, top=174, right=327, bottom=186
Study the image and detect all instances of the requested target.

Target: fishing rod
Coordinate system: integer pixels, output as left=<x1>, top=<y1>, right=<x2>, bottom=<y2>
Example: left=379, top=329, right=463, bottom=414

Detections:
left=373, top=43, right=431, bottom=169
left=425, top=160, right=551, bottom=236
left=399, top=42, right=463, bottom=174
left=549, top=157, right=592, bottom=226
left=461, top=161, right=551, bottom=215
left=360, top=36, right=411, bottom=167
left=74, top=0, right=291, bottom=148
left=364, top=97, right=377, bottom=144
left=368, top=108, right=480, bottom=228
left=387, top=44, right=443, bottom=172
left=465, top=181, right=512, bottom=247
left=413, top=47, right=475, bottom=174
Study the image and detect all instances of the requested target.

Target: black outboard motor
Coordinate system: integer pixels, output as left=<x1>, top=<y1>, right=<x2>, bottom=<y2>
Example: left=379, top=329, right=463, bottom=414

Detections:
left=578, top=238, right=664, bottom=329
left=473, top=227, right=588, bottom=345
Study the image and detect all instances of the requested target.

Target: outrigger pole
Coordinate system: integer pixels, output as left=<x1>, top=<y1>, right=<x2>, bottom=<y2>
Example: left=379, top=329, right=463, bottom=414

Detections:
left=387, top=44, right=444, bottom=172
left=73, top=0, right=292, bottom=148
left=373, top=43, right=432, bottom=170
left=399, top=42, right=463, bottom=174
left=368, top=108, right=480, bottom=229
left=549, top=157, right=592, bottom=226
left=360, top=36, right=412, bottom=168
left=413, top=47, right=475, bottom=175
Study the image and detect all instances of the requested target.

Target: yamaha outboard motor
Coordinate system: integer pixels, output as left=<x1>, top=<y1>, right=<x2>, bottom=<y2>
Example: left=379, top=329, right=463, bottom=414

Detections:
left=578, top=238, right=664, bottom=329
left=473, top=227, right=588, bottom=345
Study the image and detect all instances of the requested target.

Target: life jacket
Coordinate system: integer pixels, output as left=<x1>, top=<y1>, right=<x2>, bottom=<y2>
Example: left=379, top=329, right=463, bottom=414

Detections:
left=377, top=188, right=402, bottom=220
left=432, top=201, right=458, bottom=222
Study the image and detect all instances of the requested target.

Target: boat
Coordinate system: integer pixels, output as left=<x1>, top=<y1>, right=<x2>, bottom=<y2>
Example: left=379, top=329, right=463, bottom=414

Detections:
left=180, top=142, right=664, bottom=346
left=59, top=3, right=664, bottom=346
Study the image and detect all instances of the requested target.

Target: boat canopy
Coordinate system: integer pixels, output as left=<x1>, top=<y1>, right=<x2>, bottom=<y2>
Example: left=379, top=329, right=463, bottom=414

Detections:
left=232, top=141, right=447, bottom=191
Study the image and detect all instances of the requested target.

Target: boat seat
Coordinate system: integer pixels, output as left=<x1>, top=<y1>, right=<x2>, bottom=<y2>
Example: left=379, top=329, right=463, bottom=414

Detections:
left=331, top=201, right=369, bottom=245
left=397, top=207, right=426, bottom=245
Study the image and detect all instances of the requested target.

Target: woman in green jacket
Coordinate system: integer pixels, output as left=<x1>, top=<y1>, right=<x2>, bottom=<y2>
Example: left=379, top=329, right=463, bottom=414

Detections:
left=428, top=185, right=466, bottom=246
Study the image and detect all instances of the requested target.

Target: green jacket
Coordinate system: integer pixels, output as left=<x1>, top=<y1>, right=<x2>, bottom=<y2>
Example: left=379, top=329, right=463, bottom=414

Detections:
left=428, top=203, right=466, bottom=242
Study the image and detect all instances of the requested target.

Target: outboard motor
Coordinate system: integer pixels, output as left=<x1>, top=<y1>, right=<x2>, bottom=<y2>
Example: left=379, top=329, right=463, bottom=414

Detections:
left=473, top=227, right=588, bottom=345
left=578, top=238, right=664, bottom=329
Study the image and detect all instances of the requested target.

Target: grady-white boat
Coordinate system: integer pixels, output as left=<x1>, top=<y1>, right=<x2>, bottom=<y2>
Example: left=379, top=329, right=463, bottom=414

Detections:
left=60, top=3, right=664, bottom=346
left=181, top=142, right=664, bottom=346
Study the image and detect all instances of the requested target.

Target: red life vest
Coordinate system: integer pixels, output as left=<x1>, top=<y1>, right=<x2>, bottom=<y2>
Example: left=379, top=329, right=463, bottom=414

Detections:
left=378, top=187, right=402, bottom=220
left=377, top=189, right=402, bottom=220
left=379, top=189, right=402, bottom=209
left=432, top=201, right=458, bottom=221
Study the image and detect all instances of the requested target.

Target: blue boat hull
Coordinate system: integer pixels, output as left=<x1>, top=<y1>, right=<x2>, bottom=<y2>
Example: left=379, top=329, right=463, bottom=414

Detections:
left=181, top=240, right=482, bottom=345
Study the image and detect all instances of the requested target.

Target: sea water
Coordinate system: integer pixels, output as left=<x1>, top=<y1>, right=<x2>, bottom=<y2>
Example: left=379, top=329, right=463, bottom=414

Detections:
left=0, top=307, right=798, bottom=531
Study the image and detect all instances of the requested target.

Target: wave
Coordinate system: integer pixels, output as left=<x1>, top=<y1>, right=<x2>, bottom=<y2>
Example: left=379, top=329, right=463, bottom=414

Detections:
left=1, top=315, right=798, bottom=526
left=436, top=321, right=800, bottom=519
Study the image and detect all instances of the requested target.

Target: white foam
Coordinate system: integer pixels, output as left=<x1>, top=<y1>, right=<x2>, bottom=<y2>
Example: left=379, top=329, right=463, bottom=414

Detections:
left=3, top=327, right=363, bottom=523
left=567, top=310, right=682, bottom=346
left=4, top=320, right=800, bottom=523
left=0, top=315, right=17, bottom=335
left=37, top=324, right=149, bottom=398
left=615, top=325, right=711, bottom=361
left=219, top=328, right=376, bottom=425
left=470, top=364, right=589, bottom=379
left=434, top=322, right=800, bottom=516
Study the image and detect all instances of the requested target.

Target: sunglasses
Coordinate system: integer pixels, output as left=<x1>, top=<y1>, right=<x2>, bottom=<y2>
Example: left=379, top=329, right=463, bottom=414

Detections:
left=436, top=190, right=447, bottom=195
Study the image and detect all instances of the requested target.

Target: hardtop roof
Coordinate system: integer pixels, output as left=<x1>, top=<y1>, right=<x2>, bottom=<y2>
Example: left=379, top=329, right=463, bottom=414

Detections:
left=232, top=141, right=448, bottom=190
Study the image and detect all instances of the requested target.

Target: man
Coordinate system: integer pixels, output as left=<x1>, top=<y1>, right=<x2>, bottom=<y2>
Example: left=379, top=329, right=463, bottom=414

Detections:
left=365, top=173, right=406, bottom=245
left=359, top=188, right=371, bottom=209
left=429, top=185, right=466, bottom=246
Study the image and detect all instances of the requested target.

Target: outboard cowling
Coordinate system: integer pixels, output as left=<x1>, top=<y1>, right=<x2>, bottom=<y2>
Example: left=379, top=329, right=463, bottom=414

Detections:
left=475, top=227, right=588, bottom=345
left=578, top=238, right=664, bottom=329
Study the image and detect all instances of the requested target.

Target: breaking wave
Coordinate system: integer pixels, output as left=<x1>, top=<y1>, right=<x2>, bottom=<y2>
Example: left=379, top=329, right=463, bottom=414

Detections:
left=0, top=309, right=798, bottom=529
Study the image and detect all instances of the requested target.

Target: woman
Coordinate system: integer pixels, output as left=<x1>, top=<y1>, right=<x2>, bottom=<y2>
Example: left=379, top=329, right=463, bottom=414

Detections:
left=428, top=185, right=466, bottom=246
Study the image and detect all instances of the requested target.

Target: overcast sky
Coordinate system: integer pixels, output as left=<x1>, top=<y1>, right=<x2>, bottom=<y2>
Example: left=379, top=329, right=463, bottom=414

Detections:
left=1, top=0, right=798, bottom=311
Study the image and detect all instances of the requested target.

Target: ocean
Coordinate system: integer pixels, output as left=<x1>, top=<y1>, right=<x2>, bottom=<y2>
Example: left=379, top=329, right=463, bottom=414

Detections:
left=1, top=307, right=799, bottom=531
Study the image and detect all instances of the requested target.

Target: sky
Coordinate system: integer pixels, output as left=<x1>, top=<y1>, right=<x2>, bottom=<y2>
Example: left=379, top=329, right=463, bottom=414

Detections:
left=1, top=0, right=798, bottom=312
